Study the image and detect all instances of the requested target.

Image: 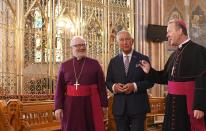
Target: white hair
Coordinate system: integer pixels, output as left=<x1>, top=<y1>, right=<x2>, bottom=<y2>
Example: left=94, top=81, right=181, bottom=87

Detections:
left=116, top=30, right=132, bottom=42
left=70, top=36, right=86, bottom=47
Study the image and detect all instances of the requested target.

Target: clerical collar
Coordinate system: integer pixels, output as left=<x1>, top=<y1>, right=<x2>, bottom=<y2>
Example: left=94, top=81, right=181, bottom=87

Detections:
left=123, top=50, right=133, bottom=57
left=178, top=38, right=190, bottom=49
left=74, top=56, right=86, bottom=61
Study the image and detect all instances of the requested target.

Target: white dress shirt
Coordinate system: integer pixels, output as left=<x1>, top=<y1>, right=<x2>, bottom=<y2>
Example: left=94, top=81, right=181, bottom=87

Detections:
left=112, top=50, right=138, bottom=93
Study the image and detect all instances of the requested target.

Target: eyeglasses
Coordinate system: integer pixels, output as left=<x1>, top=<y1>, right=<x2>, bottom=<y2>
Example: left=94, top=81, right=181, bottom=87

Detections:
left=119, top=38, right=131, bottom=42
left=73, top=44, right=86, bottom=48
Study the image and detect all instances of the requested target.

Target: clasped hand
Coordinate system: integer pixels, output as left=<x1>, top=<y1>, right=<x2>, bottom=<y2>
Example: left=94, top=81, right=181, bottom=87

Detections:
left=114, top=83, right=135, bottom=94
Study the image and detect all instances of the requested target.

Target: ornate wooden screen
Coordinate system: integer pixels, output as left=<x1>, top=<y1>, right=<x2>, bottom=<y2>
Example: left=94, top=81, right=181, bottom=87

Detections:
left=0, top=0, right=17, bottom=95
left=0, top=0, right=134, bottom=96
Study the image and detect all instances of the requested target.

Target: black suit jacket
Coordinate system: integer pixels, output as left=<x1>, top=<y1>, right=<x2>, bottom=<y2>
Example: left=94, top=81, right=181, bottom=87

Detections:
left=106, top=51, right=154, bottom=115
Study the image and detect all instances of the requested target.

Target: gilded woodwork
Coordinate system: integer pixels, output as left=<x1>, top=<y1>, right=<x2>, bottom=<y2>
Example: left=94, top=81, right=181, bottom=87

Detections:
left=7, top=99, right=60, bottom=131
left=0, top=100, right=12, bottom=131
left=0, top=94, right=54, bottom=102
left=0, top=0, right=17, bottom=95
left=107, top=96, right=116, bottom=131
left=0, top=0, right=134, bottom=96
left=145, top=97, right=165, bottom=131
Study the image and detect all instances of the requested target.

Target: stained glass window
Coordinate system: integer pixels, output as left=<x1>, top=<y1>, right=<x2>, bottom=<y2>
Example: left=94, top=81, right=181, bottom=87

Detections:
left=34, top=8, right=43, bottom=63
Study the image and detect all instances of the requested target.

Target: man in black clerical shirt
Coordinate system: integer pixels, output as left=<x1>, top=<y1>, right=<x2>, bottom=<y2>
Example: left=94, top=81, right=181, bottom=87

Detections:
left=139, top=19, right=206, bottom=131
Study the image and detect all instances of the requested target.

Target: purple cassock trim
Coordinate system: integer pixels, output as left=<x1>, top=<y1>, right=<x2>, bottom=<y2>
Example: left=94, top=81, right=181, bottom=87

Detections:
left=168, top=81, right=195, bottom=114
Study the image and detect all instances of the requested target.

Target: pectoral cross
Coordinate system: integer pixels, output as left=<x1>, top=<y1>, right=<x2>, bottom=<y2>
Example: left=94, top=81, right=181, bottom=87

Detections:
left=171, top=66, right=175, bottom=76
left=74, top=81, right=80, bottom=90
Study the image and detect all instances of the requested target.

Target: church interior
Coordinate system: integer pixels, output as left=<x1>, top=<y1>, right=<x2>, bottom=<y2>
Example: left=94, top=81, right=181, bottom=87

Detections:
left=0, top=0, right=206, bottom=130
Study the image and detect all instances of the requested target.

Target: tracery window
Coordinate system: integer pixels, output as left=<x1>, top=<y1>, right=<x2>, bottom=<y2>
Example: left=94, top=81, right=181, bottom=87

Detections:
left=24, top=3, right=65, bottom=65
left=34, top=8, right=44, bottom=63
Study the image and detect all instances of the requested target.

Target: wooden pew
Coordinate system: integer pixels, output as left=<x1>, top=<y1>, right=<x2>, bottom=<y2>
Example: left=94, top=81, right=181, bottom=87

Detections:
left=0, top=100, right=13, bottom=131
left=0, top=94, right=54, bottom=102
left=20, top=94, right=54, bottom=102
left=107, top=96, right=116, bottom=131
left=145, top=97, right=165, bottom=131
left=2, top=95, right=165, bottom=131
left=7, top=99, right=60, bottom=131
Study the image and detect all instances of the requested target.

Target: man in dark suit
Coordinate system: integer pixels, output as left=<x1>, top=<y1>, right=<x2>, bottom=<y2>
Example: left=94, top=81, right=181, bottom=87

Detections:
left=106, top=30, right=154, bottom=131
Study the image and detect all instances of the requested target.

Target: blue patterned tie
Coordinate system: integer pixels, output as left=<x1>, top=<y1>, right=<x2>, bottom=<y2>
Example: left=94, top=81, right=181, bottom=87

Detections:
left=124, top=56, right=129, bottom=75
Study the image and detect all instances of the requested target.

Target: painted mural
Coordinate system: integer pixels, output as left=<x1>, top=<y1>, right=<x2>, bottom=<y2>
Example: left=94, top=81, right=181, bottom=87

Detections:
left=190, top=6, right=206, bottom=47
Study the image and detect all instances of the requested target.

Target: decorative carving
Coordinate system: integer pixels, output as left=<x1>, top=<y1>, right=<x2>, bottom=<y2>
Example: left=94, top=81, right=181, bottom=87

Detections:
left=0, top=0, right=134, bottom=96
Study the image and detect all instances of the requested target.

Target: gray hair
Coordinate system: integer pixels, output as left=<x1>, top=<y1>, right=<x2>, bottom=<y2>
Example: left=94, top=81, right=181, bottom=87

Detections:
left=70, top=36, right=86, bottom=47
left=116, top=30, right=132, bottom=42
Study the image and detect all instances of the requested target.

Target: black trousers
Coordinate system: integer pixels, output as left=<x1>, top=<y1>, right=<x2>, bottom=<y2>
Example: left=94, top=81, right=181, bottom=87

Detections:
left=114, top=113, right=146, bottom=131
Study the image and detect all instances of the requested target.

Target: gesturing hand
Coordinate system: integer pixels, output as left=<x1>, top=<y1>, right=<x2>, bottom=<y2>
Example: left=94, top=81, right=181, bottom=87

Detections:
left=139, top=60, right=151, bottom=74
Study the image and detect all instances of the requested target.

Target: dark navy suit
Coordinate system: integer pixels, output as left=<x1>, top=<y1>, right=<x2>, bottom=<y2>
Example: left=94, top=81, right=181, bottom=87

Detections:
left=106, top=50, right=154, bottom=131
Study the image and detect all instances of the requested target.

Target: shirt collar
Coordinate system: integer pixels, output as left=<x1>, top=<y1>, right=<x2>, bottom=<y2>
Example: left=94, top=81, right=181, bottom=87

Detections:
left=178, top=38, right=190, bottom=48
left=123, top=50, right=133, bottom=57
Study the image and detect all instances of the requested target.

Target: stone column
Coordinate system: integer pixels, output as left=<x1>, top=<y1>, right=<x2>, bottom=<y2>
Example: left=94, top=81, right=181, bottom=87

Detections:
left=15, top=0, right=24, bottom=94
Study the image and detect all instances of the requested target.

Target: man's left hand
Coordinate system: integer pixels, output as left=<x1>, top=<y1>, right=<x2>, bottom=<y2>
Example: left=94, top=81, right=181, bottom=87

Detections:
left=122, top=83, right=134, bottom=94
left=102, top=107, right=107, bottom=115
left=102, top=107, right=108, bottom=123
left=194, top=110, right=204, bottom=119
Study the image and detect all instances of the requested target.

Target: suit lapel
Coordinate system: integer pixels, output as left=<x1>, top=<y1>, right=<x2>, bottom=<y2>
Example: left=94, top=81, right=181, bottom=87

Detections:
left=127, top=52, right=138, bottom=77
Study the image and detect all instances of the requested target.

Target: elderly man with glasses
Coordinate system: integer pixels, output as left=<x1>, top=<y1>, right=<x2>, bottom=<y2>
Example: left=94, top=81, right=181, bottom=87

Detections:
left=54, top=36, right=108, bottom=131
